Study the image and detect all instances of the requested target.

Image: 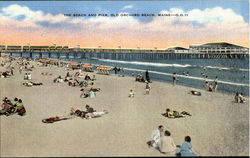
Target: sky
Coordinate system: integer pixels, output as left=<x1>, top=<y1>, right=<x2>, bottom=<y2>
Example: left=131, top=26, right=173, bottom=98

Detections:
left=0, top=0, right=249, bottom=49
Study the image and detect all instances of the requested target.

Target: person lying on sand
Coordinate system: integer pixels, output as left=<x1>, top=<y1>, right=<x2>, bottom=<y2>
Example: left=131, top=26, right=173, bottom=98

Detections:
left=54, top=76, right=64, bottom=83
left=190, top=90, right=201, bottom=96
left=70, top=107, right=108, bottom=119
left=42, top=114, right=75, bottom=123
left=89, top=87, right=101, bottom=92
left=162, top=108, right=191, bottom=118
left=0, top=71, right=11, bottom=78
left=23, top=81, right=43, bottom=87
left=41, top=72, right=53, bottom=76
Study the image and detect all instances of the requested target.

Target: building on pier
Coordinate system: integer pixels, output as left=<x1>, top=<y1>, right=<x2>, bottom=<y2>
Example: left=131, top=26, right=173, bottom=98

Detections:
left=167, top=47, right=189, bottom=53
left=189, top=42, right=249, bottom=54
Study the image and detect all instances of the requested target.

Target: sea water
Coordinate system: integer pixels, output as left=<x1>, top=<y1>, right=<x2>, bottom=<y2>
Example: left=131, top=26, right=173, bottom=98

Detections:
left=66, top=58, right=249, bottom=96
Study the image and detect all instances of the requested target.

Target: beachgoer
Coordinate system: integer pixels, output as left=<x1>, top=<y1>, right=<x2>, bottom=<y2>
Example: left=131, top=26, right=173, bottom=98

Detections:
left=160, top=130, right=177, bottom=154
left=145, top=82, right=151, bottom=95
left=27, top=73, right=32, bottom=80
left=89, top=90, right=96, bottom=98
left=85, top=110, right=108, bottom=119
left=15, top=99, right=26, bottom=116
left=190, top=90, right=201, bottom=96
left=208, top=84, right=213, bottom=92
left=180, top=136, right=198, bottom=157
left=234, top=92, right=239, bottom=103
left=172, top=73, right=177, bottom=86
left=85, top=105, right=96, bottom=113
left=239, top=93, right=246, bottom=103
left=128, top=89, right=135, bottom=98
left=162, top=108, right=191, bottom=118
left=213, top=76, right=218, bottom=91
left=204, top=76, right=209, bottom=89
left=145, top=69, right=150, bottom=82
left=147, top=125, right=164, bottom=148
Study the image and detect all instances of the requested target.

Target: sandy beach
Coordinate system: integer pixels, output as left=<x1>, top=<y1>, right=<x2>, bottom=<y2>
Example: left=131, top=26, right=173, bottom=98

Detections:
left=0, top=56, right=249, bottom=156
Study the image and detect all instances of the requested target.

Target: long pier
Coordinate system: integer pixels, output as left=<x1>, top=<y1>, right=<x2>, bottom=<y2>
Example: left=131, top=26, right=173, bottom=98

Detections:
left=2, top=51, right=249, bottom=60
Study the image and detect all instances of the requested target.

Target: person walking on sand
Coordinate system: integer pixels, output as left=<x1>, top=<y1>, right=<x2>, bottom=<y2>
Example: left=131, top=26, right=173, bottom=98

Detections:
left=145, top=82, right=151, bottom=95
left=172, top=73, right=177, bottom=86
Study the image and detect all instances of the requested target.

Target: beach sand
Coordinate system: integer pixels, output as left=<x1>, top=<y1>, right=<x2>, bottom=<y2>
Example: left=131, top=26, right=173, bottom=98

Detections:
left=0, top=56, right=249, bottom=156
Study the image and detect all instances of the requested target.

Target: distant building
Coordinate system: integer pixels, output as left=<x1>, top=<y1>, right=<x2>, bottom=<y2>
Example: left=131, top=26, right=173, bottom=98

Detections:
left=167, top=47, right=189, bottom=53
left=189, top=42, right=249, bottom=54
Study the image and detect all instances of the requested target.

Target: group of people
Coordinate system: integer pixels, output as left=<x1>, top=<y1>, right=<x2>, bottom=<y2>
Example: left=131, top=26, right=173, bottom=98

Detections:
left=204, top=76, right=218, bottom=92
left=0, top=97, right=26, bottom=116
left=42, top=105, right=108, bottom=123
left=147, top=125, right=198, bottom=156
left=80, top=87, right=100, bottom=98
left=162, top=108, right=192, bottom=118
left=0, top=70, right=12, bottom=78
left=234, top=92, right=246, bottom=103
left=128, top=82, right=151, bottom=98
left=71, top=105, right=108, bottom=119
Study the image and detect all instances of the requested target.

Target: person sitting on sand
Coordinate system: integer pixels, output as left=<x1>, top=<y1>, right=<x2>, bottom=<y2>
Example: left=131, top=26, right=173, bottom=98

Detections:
left=147, top=125, right=164, bottom=148
left=208, top=84, right=213, bottom=92
left=128, top=89, right=135, bottom=98
left=89, top=90, right=96, bottom=98
left=91, top=75, right=96, bottom=81
left=0, top=98, right=11, bottom=115
left=238, top=93, right=246, bottom=103
left=180, top=136, right=198, bottom=157
left=160, top=130, right=178, bottom=155
left=162, top=108, right=191, bottom=118
left=27, top=73, right=32, bottom=80
left=84, top=74, right=91, bottom=81
left=80, top=89, right=89, bottom=98
left=85, top=105, right=96, bottom=113
left=15, top=99, right=26, bottom=116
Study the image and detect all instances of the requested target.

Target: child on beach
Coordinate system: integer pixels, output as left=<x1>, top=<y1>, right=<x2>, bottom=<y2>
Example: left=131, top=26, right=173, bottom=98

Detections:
left=145, top=82, right=151, bottom=95
left=128, top=89, right=135, bottom=98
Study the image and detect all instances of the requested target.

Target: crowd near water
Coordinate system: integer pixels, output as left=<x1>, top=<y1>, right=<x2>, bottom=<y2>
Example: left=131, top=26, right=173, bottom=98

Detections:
left=64, top=58, right=249, bottom=96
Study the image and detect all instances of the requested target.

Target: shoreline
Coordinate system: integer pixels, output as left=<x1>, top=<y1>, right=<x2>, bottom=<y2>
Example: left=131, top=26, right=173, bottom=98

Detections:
left=0, top=56, right=249, bottom=156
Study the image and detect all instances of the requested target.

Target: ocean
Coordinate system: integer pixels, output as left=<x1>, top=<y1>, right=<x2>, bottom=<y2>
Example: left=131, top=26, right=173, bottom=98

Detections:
left=66, top=58, right=249, bottom=96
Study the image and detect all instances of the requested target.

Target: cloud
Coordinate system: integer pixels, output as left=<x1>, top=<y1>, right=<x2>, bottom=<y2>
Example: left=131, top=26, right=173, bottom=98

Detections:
left=0, top=4, right=248, bottom=48
left=122, top=5, right=134, bottom=10
left=1, top=4, right=68, bottom=24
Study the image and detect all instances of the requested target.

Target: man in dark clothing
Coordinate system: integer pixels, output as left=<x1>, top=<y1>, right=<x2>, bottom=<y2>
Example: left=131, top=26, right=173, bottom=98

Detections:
left=145, top=69, right=150, bottom=82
